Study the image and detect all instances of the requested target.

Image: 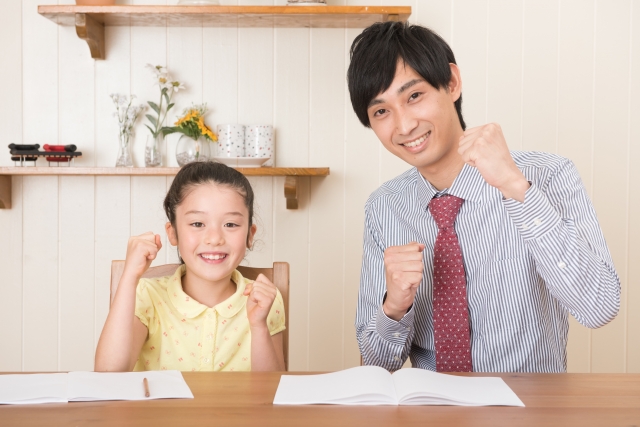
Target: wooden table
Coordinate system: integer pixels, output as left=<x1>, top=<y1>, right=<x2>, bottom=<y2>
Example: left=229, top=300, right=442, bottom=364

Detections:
left=1, top=372, right=639, bottom=426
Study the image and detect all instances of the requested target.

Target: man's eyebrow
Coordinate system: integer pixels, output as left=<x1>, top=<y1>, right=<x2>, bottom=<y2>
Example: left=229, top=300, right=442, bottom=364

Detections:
left=397, top=78, right=424, bottom=95
left=367, top=78, right=425, bottom=109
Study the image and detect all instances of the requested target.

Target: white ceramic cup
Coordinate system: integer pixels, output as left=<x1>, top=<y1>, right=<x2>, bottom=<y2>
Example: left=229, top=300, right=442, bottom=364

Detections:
left=216, top=124, right=245, bottom=157
left=245, top=125, right=274, bottom=166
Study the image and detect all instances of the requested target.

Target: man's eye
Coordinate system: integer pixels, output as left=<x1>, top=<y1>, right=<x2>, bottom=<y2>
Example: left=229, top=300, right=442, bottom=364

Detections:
left=409, top=92, right=421, bottom=101
left=373, top=108, right=386, bottom=117
left=191, top=222, right=204, bottom=228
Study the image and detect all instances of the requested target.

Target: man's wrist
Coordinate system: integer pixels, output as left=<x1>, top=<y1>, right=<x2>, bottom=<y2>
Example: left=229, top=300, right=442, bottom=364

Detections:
left=499, top=175, right=530, bottom=202
left=382, top=301, right=409, bottom=321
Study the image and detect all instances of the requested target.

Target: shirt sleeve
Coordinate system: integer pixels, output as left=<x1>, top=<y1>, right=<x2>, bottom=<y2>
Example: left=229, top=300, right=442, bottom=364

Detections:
left=134, top=279, right=156, bottom=334
left=267, top=289, right=286, bottom=336
left=502, top=158, right=620, bottom=328
left=354, top=201, right=416, bottom=372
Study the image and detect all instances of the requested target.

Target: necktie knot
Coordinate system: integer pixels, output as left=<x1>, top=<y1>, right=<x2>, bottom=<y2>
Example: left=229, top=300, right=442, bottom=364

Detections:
left=429, top=195, right=464, bottom=230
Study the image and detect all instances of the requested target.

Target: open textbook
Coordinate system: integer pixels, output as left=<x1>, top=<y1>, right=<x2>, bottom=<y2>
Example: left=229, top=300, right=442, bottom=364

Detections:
left=273, top=366, right=524, bottom=406
left=0, top=370, right=193, bottom=405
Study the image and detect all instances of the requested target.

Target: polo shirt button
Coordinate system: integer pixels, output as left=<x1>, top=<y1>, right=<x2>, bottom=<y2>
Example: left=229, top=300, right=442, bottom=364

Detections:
left=204, top=358, right=209, bottom=363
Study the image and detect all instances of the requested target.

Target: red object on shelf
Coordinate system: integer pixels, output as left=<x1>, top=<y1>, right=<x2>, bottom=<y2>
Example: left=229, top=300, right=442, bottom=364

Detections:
left=43, top=144, right=66, bottom=152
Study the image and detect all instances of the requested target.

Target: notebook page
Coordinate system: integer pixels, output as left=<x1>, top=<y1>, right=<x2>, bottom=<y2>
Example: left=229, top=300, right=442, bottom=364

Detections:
left=67, top=370, right=194, bottom=401
left=392, top=368, right=524, bottom=406
left=0, top=373, right=68, bottom=405
left=273, top=366, right=397, bottom=405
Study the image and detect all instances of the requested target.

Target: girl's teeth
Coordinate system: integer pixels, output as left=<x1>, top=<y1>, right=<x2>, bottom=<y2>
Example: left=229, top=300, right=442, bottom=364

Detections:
left=202, top=254, right=226, bottom=260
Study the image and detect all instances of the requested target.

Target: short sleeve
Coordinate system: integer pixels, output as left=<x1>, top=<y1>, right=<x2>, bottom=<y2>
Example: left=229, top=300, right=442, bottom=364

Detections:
left=266, top=289, right=286, bottom=336
left=134, top=279, right=155, bottom=333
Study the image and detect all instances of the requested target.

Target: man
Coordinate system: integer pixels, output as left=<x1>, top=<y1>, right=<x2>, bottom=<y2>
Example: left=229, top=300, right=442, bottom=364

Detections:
left=351, top=22, right=620, bottom=373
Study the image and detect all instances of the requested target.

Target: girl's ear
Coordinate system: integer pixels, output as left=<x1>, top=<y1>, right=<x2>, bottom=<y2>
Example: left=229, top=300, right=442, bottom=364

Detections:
left=246, top=224, right=257, bottom=249
left=166, top=221, right=179, bottom=246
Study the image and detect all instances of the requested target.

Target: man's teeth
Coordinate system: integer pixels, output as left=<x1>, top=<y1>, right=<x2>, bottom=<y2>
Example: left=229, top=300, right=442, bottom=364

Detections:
left=201, top=254, right=226, bottom=260
left=404, top=132, right=430, bottom=148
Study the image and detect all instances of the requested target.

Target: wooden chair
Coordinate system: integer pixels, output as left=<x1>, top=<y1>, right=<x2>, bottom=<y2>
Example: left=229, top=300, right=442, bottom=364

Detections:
left=110, top=260, right=290, bottom=370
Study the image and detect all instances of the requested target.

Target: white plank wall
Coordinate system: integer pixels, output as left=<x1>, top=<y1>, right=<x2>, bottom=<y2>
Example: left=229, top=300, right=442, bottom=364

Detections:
left=0, top=0, right=637, bottom=373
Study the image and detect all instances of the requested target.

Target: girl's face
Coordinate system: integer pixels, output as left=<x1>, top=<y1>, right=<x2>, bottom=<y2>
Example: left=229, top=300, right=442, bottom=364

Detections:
left=166, top=182, right=256, bottom=288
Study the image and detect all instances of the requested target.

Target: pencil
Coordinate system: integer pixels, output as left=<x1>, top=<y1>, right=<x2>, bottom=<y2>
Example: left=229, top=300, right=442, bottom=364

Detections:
left=143, top=377, right=150, bottom=397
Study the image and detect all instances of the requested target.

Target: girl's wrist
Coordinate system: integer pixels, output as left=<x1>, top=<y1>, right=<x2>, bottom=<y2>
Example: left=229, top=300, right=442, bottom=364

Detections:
left=249, top=322, right=269, bottom=335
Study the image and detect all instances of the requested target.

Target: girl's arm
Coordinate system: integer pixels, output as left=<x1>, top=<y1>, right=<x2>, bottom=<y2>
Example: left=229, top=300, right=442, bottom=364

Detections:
left=245, top=274, right=286, bottom=371
left=95, top=232, right=162, bottom=372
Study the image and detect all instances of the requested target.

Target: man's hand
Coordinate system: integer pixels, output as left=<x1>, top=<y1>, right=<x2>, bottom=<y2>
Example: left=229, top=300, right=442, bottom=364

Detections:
left=458, top=123, right=530, bottom=202
left=383, top=242, right=425, bottom=321
left=122, top=232, right=162, bottom=280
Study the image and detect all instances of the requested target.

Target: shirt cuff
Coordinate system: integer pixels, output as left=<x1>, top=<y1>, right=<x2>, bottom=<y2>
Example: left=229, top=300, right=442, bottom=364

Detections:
left=375, top=304, right=415, bottom=345
left=502, top=183, right=561, bottom=241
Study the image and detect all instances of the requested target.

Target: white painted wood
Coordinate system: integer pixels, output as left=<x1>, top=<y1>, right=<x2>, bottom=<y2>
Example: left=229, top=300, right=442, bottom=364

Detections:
left=244, top=176, right=274, bottom=268
left=627, top=0, right=640, bottom=374
left=452, top=0, right=488, bottom=129
left=557, top=0, right=596, bottom=374
left=94, top=176, right=131, bottom=352
left=486, top=0, right=523, bottom=149
left=0, top=176, right=23, bottom=370
left=521, top=0, right=558, bottom=153
left=131, top=176, right=171, bottom=268
left=22, top=176, right=59, bottom=371
left=590, top=0, right=630, bottom=374
left=59, top=176, right=95, bottom=371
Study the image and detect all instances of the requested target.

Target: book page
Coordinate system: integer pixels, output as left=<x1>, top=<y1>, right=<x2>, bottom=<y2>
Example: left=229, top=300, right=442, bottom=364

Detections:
left=273, top=366, right=398, bottom=405
left=392, top=368, right=524, bottom=406
left=67, top=370, right=194, bottom=401
left=0, top=373, right=68, bottom=405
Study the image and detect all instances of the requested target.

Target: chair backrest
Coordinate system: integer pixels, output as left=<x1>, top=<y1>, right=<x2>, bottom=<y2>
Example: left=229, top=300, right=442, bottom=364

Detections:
left=110, top=260, right=290, bottom=370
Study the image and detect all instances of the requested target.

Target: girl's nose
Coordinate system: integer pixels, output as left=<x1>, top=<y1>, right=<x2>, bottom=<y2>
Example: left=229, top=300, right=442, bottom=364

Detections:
left=205, top=227, right=224, bottom=246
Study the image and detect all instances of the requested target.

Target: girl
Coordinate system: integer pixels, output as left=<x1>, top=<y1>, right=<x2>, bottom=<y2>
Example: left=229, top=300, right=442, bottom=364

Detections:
left=95, top=162, right=286, bottom=372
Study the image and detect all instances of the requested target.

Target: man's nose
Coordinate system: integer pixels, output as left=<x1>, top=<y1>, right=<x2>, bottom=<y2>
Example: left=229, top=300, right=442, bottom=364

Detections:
left=395, top=108, right=418, bottom=136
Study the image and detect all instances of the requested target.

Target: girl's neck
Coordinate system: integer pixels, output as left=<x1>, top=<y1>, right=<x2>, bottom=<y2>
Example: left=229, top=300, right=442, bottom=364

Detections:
left=181, top=269, right=237, bottom=308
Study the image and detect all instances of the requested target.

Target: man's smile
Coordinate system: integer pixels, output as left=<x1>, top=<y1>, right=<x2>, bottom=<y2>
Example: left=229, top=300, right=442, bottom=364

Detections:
left=399, top=130, right=431, bottom=151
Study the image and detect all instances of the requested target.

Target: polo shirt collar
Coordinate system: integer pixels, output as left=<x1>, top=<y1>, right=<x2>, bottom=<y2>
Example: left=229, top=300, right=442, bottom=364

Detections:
left=167, top=265, right=248, bottom=319
left=415, top=163, right=488, bottom=211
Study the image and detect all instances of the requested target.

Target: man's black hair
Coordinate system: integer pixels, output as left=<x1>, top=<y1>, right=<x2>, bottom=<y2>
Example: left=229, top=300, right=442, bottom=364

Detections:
left=347, top=21, right=466, bottom=130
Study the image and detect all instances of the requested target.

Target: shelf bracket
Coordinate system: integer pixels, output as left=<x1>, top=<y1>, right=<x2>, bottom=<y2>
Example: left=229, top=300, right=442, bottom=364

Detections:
left=386, top=14, right=400, bottom=22
left=284, top=176, right=298, bottom=210
left=75, top=13, right=105, bottom=60
left=0, top=175, right=11, bottom=209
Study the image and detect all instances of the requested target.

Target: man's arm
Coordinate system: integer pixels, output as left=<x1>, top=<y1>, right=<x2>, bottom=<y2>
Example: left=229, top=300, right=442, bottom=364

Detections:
left=355, top=203, right=420, bottom=371
left=503, top=158, right=620, bottom=328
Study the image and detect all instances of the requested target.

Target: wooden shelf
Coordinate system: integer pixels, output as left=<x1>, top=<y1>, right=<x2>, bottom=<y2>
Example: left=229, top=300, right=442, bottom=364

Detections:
left=0, top=166, right=329, bottom=210
left=38, top=5, right=411, bottom=59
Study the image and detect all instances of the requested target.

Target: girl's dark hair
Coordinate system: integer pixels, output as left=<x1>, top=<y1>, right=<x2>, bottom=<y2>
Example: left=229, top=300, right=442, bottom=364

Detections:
left=347, top=21, right=466, bottom=130
left=164, top=161, right=255, bottom=245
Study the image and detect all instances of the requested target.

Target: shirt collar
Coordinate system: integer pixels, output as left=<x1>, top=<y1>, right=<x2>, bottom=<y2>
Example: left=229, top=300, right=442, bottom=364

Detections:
left=416, top=163, right=488, bottom=211
left=167, top=266, right=248, bottom=319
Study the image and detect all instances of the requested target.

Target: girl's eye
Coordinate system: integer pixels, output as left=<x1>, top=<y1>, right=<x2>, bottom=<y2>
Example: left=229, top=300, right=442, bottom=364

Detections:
left=224, top=223, right=239, bottom=228
left=191, top=222, right=204, bottom=228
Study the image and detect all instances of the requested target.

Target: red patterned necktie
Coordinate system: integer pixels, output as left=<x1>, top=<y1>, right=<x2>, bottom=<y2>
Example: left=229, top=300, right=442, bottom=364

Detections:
left=429, top=195, right=473, bottom=372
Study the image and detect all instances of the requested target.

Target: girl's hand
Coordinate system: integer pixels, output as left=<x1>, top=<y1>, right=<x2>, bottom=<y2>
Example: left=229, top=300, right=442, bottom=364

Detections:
left=122, top=232, right=162, bottom=280
left=244, top=274, right=278, bottom=329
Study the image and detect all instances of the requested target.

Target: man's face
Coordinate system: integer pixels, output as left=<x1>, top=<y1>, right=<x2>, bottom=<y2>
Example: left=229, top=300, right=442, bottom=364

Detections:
left=366, top=61, right=464, bottom=176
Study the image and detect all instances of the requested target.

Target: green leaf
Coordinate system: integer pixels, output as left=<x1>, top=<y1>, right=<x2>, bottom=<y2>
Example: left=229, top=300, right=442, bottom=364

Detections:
left=163, top=91, right=170, bottom=105
left=167, top=103, right=175, bottom=111
left=148, top=101, right=160, bottom=114
left=145, top=114, right=157, bottom=126
left=145, top=124, right=158, bottom=137
left=161, top=126, right=179, bottom=136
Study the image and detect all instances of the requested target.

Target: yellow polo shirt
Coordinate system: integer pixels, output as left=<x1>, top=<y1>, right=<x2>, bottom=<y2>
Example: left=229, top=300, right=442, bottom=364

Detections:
left=133, top=265, right=286, bottom=372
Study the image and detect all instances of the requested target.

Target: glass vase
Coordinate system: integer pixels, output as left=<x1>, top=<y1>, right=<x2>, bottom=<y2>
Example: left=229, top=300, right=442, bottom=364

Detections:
left=176, top=135, right=211, bottom=166
left=115, top=132, right=134, bottom=167
left=145, top=133, right=163, bottom=167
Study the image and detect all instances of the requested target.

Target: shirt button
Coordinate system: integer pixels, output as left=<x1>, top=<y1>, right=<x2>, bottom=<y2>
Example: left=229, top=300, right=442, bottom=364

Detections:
left=533, top=218, right=542, bottom=226
left=557, top=261, right=567, bottom=269
left=394, top=356, right=401, bottom=362
left=393, top=332, right=401, bottom=338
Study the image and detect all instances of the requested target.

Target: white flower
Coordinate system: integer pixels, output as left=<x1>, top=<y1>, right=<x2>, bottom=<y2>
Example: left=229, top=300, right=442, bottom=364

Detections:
left=170, top=81, right=186, bottom=93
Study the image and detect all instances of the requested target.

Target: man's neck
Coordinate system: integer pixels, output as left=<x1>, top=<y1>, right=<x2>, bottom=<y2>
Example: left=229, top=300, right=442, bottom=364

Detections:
left=418, top=154, right=466, bottom=191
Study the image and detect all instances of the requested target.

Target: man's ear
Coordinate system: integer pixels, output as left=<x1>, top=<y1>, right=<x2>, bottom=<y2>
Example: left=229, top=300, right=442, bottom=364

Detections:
left=247, top=224, right=257, bottom=249
left=448, top=63, right=462, bottom=103
left=166, top=221, right=178, bottom=246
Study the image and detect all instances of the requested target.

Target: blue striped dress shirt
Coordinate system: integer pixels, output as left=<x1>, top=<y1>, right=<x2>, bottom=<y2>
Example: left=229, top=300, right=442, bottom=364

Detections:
left=355, top=151, right=620, bottom=372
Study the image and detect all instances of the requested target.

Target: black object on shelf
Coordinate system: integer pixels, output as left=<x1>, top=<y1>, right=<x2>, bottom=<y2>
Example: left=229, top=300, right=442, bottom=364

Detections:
left=8, top=143, right=83, bottom=166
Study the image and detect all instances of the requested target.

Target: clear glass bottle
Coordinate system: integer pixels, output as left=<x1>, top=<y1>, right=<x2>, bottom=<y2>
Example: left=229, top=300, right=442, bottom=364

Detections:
left=145, top=133, right=163, bottom=167
left=176, top=134, right=211, bottom=166
left=115, top=132, right=134, bottom=167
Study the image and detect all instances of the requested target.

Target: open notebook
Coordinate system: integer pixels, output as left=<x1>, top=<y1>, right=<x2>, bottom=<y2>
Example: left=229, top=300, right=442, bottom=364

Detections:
left=273, top=366, right=524, bottom=406
left=0, top=371, right=193, bottom=405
